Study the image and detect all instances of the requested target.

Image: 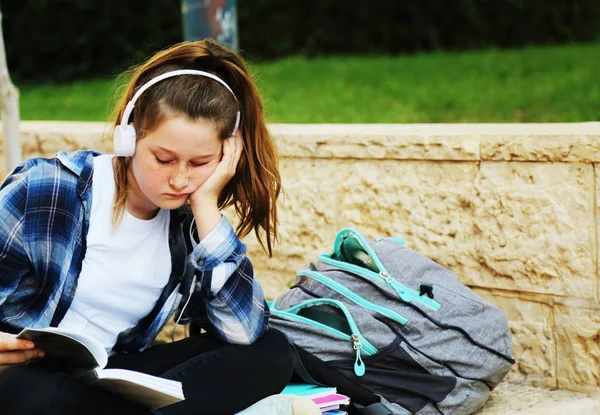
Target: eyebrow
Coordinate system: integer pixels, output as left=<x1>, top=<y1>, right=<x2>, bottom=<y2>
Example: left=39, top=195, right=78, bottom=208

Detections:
left=154, top=146, right=218, bottom=159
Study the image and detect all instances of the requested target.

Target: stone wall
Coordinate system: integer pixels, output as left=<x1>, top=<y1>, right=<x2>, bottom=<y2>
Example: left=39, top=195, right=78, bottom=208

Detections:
left=2, top=121, right=600, bottom=393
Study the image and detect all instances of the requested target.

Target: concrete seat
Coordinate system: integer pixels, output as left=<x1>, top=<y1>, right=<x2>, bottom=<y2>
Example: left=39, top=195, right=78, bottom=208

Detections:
left=477, top=382, right=600, bottom=414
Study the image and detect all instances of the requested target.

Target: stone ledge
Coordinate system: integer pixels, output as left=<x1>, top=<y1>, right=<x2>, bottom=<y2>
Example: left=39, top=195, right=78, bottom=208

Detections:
left=5, top=121, right=599, bottom=162
left=478, top=382, right=600, bottom=414
left=271, top=123, right=600, bottom=161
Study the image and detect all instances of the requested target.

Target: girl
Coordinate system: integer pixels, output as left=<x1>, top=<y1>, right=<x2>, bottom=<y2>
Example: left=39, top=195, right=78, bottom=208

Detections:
left=0, top=39, right=318, bottom=415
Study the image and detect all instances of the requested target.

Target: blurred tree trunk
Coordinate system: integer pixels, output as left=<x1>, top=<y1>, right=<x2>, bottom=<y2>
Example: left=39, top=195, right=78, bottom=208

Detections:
left=0, top=8, right=21, bottom=173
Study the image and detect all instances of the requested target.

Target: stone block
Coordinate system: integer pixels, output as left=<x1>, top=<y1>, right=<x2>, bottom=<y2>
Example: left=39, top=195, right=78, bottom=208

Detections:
left=243, top=158, right=338, bottom=283
left=478, top=382, right=600, bottom=415
left=271, top=124, right=480, bottom=160
left=0, top=122, right=110, bottom=177
left=596, top=166, right=600, bottom=301
left=482, top=133, right=600, bottom=162
left=475, top=292, right=556, bottom=387
left=19, top=121, right=111, bottom=158
left=254, top=270, right=295, bottom=302
left=336, top=160, right=479, bottom=283
left=472, top=162, right=594, bottom=297
left=555, top=306, right=600, bottom=391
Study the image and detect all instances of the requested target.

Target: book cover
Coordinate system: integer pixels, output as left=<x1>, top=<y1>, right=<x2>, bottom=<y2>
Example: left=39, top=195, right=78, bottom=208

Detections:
left=312, top=393, right=350, bottom=408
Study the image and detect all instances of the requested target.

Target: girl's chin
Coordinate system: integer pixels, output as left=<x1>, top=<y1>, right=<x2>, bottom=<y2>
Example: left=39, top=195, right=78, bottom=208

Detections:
left=156, top=197, right=189, bottom=210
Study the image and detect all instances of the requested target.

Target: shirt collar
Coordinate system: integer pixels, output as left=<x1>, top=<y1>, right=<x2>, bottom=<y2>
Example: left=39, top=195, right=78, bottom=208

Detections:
left=56, top=150, right=101, bottom=197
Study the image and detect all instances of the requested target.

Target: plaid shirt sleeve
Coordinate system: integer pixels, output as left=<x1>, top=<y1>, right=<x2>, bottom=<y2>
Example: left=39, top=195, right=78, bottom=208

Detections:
left=0, top=166, right=32, bottom=303
left=187, top=216, right=269, bottom=344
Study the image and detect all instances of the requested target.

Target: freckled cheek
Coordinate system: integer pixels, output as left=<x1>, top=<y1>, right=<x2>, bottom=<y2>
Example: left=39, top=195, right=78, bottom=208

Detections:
left=141, top=174, right=168, bottom=198
left=188, top=166, right=216, bottom=188
left=147, top=167, right=171, bottom=184
left=133, top=162, right=167, bottom=191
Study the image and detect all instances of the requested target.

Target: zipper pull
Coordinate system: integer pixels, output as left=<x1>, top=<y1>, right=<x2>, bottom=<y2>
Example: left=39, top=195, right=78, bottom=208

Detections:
left=379, top=271, right=393, bottom=285
left=352, top=334, right=366, bottom=377
left=380, top=271, right=412, bottom=302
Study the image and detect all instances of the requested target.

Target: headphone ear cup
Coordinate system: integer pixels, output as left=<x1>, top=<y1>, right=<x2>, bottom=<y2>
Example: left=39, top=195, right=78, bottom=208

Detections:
left=113, top=125, right=137, bottom=157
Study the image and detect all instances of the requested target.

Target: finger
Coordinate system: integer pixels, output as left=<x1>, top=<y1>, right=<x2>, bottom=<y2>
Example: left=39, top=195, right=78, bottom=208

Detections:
left=220, top=135, right=234, bottom=160
left=0, top=349, right=45, bottom=365
left=228, top=135, right=238, bottom=172
left=223, top=134, right=240, bottom=171
left=221, top=136, right=236, bottom=173
left=232, top=132, right=244, bottom=168
left=0, top=335, right=35, bottom=352
left=206, top=138, right=234, bottom=185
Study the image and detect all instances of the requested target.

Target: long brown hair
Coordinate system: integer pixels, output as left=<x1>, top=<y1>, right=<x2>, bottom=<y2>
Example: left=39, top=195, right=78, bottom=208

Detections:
left=111, top=39, right=281, bottom=256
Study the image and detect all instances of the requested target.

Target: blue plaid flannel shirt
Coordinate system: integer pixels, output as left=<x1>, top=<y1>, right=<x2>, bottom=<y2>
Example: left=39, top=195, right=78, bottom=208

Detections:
left=0, top=150, right=268, bottom=352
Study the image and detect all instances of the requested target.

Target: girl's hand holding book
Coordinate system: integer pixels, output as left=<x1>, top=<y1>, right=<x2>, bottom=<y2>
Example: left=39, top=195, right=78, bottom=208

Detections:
left=0, top=332, right=45, bottom=371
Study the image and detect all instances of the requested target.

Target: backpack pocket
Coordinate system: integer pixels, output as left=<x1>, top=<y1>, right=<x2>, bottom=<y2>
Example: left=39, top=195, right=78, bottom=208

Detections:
left=297, top=270, right=408, bottom=326
left=270, top=298, right=377, bottom=376
left=329, top=339, right=458, bottom=415
left=320, top=228, right=441, bottom=311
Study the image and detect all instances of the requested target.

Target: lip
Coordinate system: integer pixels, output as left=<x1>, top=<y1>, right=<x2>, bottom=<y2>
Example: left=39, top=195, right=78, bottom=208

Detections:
left=166, top=193, right=187, bottom=198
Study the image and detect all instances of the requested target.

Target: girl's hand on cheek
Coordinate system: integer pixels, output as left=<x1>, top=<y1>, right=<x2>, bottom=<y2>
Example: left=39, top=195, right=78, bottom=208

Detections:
left=189, top=131, right=243, bottom=211
left=188, top=131, right=243, bottom=240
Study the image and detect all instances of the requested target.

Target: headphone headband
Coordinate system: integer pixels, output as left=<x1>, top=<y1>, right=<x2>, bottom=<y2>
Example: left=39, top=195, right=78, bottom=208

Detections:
left=120, top=69, right=241, bottom=135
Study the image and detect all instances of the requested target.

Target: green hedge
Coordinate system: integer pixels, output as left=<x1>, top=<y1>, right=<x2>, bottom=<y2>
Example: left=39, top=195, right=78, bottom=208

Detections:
left=2, top=0, right=181, bottom=82
left=238, top=0, right=600, bottom=58
left=3, top=0, right=600, bottom=82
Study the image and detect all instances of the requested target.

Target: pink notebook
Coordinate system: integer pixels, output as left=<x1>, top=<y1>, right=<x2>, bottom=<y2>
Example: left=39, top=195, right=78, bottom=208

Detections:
left=312, top=393, right=350, bottom=409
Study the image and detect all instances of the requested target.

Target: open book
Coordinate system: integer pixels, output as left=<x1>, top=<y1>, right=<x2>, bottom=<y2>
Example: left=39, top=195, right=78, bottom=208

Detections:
left=17, top=327, right=184, bottom=410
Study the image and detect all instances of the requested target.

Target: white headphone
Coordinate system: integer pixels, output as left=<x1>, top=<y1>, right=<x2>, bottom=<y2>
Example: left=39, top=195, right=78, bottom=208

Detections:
left=113, top=69, right=242, bottom=157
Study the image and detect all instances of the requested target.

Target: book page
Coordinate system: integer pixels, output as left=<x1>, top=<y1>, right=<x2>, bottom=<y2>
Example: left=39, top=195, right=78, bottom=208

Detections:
left=17, top=327, right=107, bottom=371
left=92, top=369, right=184, bottom=410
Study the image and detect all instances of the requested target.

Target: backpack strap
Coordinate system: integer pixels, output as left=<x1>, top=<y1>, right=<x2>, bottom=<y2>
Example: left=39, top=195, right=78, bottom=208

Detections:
left=289, top=342, right=327, bottom=386
left=269, top=302, right=325, bottom=386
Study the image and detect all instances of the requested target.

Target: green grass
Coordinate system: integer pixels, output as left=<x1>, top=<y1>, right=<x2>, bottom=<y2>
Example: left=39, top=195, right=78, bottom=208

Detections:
left=18, top=42, right=600, bottom=123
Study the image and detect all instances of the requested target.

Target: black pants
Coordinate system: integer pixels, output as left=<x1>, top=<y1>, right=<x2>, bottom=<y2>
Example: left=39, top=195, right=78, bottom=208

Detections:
left=0, top=328, right=294, bottom=415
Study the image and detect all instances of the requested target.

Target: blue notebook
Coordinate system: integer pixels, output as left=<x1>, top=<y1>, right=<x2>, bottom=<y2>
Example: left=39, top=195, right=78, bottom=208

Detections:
left=281, top=383, right=337, bottom=399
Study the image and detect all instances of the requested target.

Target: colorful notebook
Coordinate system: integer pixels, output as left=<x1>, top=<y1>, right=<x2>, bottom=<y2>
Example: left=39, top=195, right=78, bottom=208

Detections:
left=281, top=383, right=337, bottom=399
left=312, top=393, right=350, bottom=411
left=281, top=383, right=350, bottom=413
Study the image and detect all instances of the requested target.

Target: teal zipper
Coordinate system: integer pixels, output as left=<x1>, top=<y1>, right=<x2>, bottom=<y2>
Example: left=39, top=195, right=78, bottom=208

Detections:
left=325, top=228, right=440, bottom=311
left=270, top=299, right=376, bottom=376
left=297, top=270, right=408, bottom=325
left=320, top=253, right=440, bottom=311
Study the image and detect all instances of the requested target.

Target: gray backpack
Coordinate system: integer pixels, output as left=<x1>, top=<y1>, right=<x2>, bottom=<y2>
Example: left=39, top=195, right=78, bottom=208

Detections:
left=270, top=228, right=514, bottom=415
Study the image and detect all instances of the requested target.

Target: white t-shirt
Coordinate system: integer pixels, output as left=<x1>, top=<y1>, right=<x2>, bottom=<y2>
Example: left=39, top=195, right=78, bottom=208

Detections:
left=58, top=154, right=171, bottom=352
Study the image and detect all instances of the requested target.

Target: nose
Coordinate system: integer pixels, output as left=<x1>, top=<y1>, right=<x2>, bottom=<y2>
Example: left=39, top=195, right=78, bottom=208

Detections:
left=169, top=166, right=189, bottom=190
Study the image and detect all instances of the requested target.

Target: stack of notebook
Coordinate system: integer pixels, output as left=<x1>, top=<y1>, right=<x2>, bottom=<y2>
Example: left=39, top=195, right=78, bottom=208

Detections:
left=281, top=383, right=350, bottom=414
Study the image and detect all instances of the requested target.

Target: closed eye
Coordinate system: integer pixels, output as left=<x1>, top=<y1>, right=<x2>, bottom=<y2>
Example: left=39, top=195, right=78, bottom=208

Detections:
left=190, top=161, right=210, bottom=167
left=155, top=156, right=172, bottom=164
